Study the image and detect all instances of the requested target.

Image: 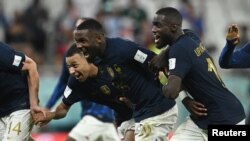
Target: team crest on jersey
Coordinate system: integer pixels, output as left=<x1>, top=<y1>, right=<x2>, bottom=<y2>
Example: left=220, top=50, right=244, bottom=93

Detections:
left=113, top=64, right=122, bottom=73
left=169, top=58, right=176, bottom=70
left=106, top=67, right=115, bottom=78
left=100, top=85, right=111, bottom=95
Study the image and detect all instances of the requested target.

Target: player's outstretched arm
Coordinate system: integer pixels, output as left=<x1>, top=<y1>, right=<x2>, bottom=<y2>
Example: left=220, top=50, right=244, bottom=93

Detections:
left=34, top=102, right=70, bottom=126
left=53, top=102, right=70, bottom=119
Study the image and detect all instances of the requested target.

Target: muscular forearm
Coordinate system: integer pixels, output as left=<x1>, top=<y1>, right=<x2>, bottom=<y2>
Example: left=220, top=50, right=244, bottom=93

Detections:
left=53, top=103, right=69, bottom=119
left=28, top=67, right=40, bottom=107
left=162, top=75, right=182, bottom=99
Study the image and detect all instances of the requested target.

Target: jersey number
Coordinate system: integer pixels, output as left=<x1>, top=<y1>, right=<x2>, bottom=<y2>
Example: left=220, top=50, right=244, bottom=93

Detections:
left=206, top=58, right=225, bottom=87
left=8, top=122, right=22, bottom=135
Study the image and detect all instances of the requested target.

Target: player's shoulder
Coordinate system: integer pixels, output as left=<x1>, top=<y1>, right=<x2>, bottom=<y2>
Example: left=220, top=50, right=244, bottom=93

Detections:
left=108, top=37, right=138, bottom=48
left=0, top=42, right=11, bottom=52
left=183, top=29, right=201, bottom=44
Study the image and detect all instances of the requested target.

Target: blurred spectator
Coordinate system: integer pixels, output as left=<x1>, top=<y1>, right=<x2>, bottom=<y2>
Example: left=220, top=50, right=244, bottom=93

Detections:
left=0, top=1, right=9, bottom=41
left=6, top=11, right=29, bottom=44
left=120, top=0, right=148, bottom=45
left=180, top=0, right=204, bottom=39
left=96, top=1, right=120, bottom=38
left=54, top=0, right=80, bottom=65
left=22, top=0, right=48, bottom=59
left=54, top=0, right=79, bottom=59
left=5, top=10, right=37, bottom=63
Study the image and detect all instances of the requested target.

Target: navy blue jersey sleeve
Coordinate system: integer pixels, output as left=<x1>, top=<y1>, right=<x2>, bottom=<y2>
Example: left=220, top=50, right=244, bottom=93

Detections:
left=62, top=77, right=82, bottom=107
left=168, top=44, right=192, bottom=78
left=0, top=42, right=25, bottom=72
left=219, top=42, right=250, bottom=68
left=46, top=56, right=70, bottom=108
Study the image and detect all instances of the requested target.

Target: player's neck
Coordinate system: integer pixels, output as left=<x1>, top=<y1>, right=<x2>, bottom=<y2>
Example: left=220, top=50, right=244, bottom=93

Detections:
left=172, top=30, right=184, bottom=44
left=89, top=64, right=98, bottom=77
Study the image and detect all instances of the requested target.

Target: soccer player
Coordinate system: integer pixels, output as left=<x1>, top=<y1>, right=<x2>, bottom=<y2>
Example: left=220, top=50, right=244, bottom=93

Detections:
left=73, top=18, right=178, bottom=141
left=45, top=50, right=119, bottom=141
left=0, top=42, right=46, bottom=141
left=151, top=7, right=246, bottom=141
left=219, top=24, right=250, bottom=68
left=34, top=44, right=134, bottom=141
left=219, top=24, right=250, bottom=124
left=46, top=18, right=121, bottom=141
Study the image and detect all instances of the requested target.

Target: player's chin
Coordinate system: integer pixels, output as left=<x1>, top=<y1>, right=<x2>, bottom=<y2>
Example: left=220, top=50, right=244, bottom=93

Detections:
left=78, top=77, right=87, bottom=82
left=155, top=43, right=165, bottom=49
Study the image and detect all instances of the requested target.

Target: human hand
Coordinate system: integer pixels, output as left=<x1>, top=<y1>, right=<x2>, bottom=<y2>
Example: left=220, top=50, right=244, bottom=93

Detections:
left=182, top=97, right=207, bottom=118
left=149, top=48, right=170, bottom=78
left=33, top=111, right=54, bottom=127
left=119, top=97, right=134, bottom=108
left=226, top=24, right=240, bottom=46
left=30, top=106, right=48, bottom=119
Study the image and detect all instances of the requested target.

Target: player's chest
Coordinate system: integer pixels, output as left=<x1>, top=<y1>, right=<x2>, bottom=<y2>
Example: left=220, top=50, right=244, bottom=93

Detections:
left=90, top=64, right=131, bottom=97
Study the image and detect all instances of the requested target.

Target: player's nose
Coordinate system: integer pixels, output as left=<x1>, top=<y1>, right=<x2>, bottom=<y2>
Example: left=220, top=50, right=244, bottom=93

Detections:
left=76, top=43, right=83, bottom=48
left=68, top=67, right=75, bottom=75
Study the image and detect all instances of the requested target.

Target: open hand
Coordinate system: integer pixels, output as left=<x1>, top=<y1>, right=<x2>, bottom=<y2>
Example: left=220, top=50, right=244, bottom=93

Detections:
left=182, top=97, right=207, bottom=119
left=33, top=110, right=54, bottom=127
left=226, top=24, right=240, bottom=46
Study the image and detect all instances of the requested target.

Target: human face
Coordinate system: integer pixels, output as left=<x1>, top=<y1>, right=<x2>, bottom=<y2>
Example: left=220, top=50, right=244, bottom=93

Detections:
left=152, top=14, right=174, bottom=49
left=74, top=29, right=104, bottom=59
left=66, top=53, right=92, bottom=82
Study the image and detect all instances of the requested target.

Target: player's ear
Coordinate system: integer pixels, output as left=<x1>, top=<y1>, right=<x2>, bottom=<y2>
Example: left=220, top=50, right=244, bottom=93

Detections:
left=95, top=33, right=105, bottom=44
left=170, top=24, right=178, bottom=32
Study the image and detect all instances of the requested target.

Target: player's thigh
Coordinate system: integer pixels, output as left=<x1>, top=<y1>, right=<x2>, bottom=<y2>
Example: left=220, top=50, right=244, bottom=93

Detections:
left=69, top=115, right=119, bottom=141
left=2, top=109, right=33, bottom=141
left=170, top=117, right=207, bottom=141
left=135, top=104, right=178, bottom=141
left=117, top=118, right=135, bottom=140
left=0, top=117, right=8, bottom=140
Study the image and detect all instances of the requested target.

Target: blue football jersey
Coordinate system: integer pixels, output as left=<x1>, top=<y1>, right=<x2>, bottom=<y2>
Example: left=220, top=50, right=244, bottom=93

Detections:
left=168, top=33, right=245, bottom=129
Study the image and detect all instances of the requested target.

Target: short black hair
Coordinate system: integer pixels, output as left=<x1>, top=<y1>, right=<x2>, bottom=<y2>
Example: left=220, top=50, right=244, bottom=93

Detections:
left=66, top=43, right=83, bottom=57
left=156, top=7, right=182, bottom=25
left=76, top=18, right=104, bottom=33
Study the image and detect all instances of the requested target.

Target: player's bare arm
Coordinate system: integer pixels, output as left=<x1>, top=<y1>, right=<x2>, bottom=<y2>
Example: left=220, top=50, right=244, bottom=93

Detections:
left=21, top=55, right=48, bottom=119
left=162, top=75, right=182, bottom=99
left=22, top=55, right=40, bottom=107
left=34, top=102, right=70, bottom=126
